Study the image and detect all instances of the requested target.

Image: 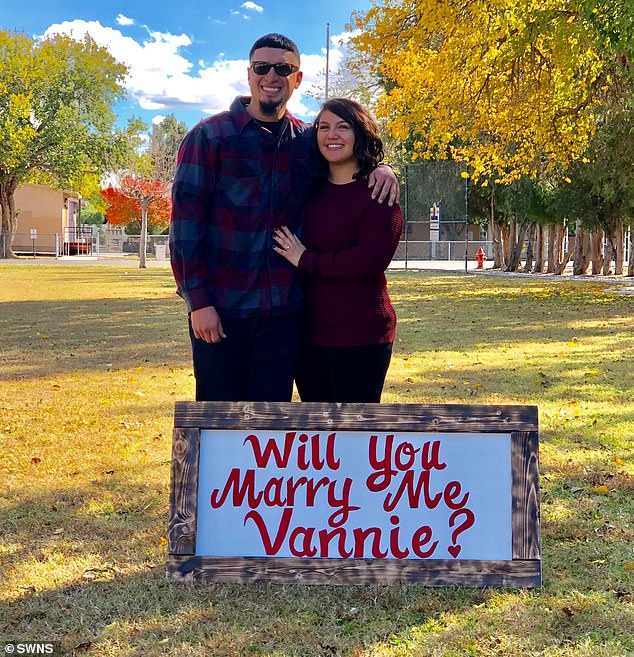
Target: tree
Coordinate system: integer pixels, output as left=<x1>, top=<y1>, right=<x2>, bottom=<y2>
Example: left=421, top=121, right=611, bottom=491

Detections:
left=552, top=106, right=634, bottom=276
left=101, top=174, right=171, bottom=268
left=0, top=30, right=128, bottom=257
left=150, top=114, right=188, bottom=183
left=351, top=0, right=633, bottom=184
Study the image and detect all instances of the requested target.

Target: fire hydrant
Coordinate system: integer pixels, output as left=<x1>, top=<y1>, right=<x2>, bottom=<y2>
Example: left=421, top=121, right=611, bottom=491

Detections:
left=476, top=247, right=486, bottom=269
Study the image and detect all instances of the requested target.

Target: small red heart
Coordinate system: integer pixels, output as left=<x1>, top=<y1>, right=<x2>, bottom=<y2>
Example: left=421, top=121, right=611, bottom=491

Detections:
left=448, top=545, right=461, bottom=558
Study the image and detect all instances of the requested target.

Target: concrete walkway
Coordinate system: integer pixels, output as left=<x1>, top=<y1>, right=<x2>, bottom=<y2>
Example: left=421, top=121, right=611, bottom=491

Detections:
left=3, top=254, right=633, bottom=292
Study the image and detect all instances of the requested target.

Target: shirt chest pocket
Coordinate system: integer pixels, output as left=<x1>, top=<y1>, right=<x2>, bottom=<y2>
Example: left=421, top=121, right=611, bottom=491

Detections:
left=219, top=157, right=262, bottom=207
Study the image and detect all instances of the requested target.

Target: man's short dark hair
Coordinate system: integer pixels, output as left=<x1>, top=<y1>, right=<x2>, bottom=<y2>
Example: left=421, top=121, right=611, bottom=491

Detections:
left=249, top=33, right=300, bottom=61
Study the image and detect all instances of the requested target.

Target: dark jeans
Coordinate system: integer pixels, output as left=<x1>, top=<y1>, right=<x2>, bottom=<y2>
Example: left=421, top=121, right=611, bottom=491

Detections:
left=190, top=313, right=302, bottom=401
left=295, top=342, right=393, bottom=403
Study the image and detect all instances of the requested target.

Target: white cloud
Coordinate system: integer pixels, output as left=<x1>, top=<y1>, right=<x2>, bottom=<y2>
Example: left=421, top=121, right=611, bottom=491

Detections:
left=116, top=14, right=134, bottom=26
left=241, top=2, right=264, bottom=12
left=39, top=20, right=354, bottom=121
left=152, top=114, right=166, bottom=125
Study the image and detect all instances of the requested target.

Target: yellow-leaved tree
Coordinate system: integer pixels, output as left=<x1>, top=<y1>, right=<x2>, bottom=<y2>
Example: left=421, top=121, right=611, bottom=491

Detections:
left=351, top=0, right=631, bottom=184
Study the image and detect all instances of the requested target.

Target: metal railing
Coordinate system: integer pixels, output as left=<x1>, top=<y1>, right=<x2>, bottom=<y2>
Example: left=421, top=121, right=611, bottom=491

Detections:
left=393, top=240, right=493, bottom=270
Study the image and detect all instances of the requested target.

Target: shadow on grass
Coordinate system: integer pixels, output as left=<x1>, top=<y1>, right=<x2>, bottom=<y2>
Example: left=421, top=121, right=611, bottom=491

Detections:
left=2, top=478, right=632, bottom=656
left=0, top=297, right=191, bottom=381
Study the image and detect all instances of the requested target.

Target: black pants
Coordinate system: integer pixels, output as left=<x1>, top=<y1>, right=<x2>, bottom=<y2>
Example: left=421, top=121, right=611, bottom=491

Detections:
left=295, top=342, right=393, bottom=403
left=190, top=313, right=301, bottom=401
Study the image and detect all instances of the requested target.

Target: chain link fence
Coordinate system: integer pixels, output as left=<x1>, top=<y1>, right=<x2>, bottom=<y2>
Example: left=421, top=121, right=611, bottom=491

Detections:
left=395, top=161, right=491, bottom=268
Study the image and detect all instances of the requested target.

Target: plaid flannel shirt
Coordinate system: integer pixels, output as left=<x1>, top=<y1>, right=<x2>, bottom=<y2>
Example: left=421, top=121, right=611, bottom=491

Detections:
left=169, top=96, right=318, bottom=317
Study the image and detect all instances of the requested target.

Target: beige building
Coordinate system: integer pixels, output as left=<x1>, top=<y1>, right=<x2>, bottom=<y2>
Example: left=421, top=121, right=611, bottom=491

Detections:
left=12, top=183, right=86, bottom=255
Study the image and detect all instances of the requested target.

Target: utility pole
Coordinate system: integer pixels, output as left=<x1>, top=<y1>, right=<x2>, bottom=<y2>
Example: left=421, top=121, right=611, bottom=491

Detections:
left=464, top=170, right=469, bottom=274
left=325, top=23, right=330, bottom=100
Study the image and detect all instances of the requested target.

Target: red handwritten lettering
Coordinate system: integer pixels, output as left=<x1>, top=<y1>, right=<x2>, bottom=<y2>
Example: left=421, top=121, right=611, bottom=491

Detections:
left=367, top=437, right=447, bottom=492
left=389, top=515, right=409, bottom=558
left=210, top=468, right=260, bottom=508
left=244, top=432, right=296, bottom=467
left=421, top=440, right=446, bottom=471
left=412, top=525, right=438, bottom=558
left=244, top=431, right=340, bottom=470
left=395, top=441, right=418, bottom=470
left=243, top=508, right=440, bottom=559
left=444, top=481, right=469, bottom=510
left=289, top=526, right=318, bottom=557
left=367, top=434, right=397, bottom=490
left=244, top=508, right=292, bottom=555
left=318, top=527, right=354, bottom=558
left=211, top=470, right=358, bottom=527
left=352, top=527, right=389, bottom=558
left=382, top=470, right=443, bottom=511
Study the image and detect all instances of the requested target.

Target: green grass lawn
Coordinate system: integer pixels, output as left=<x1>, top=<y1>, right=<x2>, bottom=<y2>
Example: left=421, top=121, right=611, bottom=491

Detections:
left=1, top=263, right=632, bottom=657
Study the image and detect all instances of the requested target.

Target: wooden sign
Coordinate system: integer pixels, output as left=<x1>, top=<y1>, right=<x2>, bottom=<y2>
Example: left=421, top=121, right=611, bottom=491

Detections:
left=167, top=402, right=540, bottom=587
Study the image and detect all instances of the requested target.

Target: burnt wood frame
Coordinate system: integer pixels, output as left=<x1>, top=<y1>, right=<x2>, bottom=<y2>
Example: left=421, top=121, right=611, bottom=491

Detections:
left=167, top=401, right=541, bottom=587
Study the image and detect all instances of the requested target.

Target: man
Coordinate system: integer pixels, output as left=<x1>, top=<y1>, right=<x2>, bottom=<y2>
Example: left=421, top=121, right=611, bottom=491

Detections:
left=170, top=33, right=398, bottom=402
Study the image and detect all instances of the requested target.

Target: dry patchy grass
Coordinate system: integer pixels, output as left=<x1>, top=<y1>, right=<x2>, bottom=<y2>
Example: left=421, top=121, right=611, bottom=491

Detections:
left=1, top=264, right=632, bottom=656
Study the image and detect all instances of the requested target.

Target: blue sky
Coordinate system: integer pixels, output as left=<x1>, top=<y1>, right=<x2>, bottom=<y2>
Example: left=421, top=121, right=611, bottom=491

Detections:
left=4, top=0, right=373, bottom=129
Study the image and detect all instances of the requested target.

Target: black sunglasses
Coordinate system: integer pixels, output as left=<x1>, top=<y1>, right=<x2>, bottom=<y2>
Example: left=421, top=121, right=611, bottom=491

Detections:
left=251, top=61, right=299, bottom=77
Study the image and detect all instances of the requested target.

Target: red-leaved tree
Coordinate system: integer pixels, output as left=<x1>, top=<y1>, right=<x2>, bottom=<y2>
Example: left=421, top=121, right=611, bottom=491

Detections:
left=100, top=176, right=171, bottom=268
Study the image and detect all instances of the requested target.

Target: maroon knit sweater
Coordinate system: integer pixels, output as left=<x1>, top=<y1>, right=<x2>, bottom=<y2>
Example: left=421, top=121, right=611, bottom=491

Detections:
left=297, top=178, right=403, bottom=347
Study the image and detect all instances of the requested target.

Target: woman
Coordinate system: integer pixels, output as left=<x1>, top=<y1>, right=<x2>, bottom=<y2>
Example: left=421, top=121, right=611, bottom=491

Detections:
left=273, top=98, right=403, bottom=403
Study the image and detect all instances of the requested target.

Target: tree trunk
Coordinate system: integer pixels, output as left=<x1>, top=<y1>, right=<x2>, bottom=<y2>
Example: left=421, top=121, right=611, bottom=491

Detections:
left=0, top=179, right=19, bottom=258
left=590, top=228, right=604, bottom=275
left=628, top=224, right=634, bottom=277
left=505, top=214, right=529, bottom=272
left=502, top=223, right=511, bottom=268
left=491, top=216, right=505, bottom=269
left=552, top=224, right=562, bottom=274
left=139, top=201, right=148, bottom=269
left=602, top=233, right=614, bottom=276
left=546, top=224, right=555, bottom=273
left=614, top=218, right=624, bottom=275
left=553, top=224, right=572, bottom=275
left=523, top=223, right=536, bottom=273
left=533, top=224, right=545, bottom=273
left=572, top=219, right=590, bottom=275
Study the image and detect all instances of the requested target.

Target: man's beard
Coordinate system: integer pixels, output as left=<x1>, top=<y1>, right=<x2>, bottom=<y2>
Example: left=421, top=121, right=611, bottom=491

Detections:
left=260, top=98, right=284, bottom=117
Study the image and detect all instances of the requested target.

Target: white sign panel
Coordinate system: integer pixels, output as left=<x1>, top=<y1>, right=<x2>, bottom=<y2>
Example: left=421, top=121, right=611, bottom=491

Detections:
left=196, top=430, right=512, bottom=561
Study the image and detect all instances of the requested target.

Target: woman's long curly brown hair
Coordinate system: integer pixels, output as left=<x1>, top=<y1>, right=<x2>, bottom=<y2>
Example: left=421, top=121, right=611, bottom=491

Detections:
left=314, top=98, right=384, bottom=180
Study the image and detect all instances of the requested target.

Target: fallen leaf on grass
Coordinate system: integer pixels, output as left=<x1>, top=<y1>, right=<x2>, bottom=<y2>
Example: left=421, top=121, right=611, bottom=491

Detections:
left=405, top=377, right=416, bottom=384
left=623, top=562, right=634, bottom=571
left=592, top=485, right=609, bottom=494
left=83, top=565, right=118, bottom=581
left=584, top=370, right=599, bottom=377
left=18, top=585, right=37, bottom=595
left=615, top=457, right=625, bottom=466
left=51, top=384, right=61, bottom=391
left=74, top=642, right=92, bottom=652
left=31, top=457, right=41, bottom=464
